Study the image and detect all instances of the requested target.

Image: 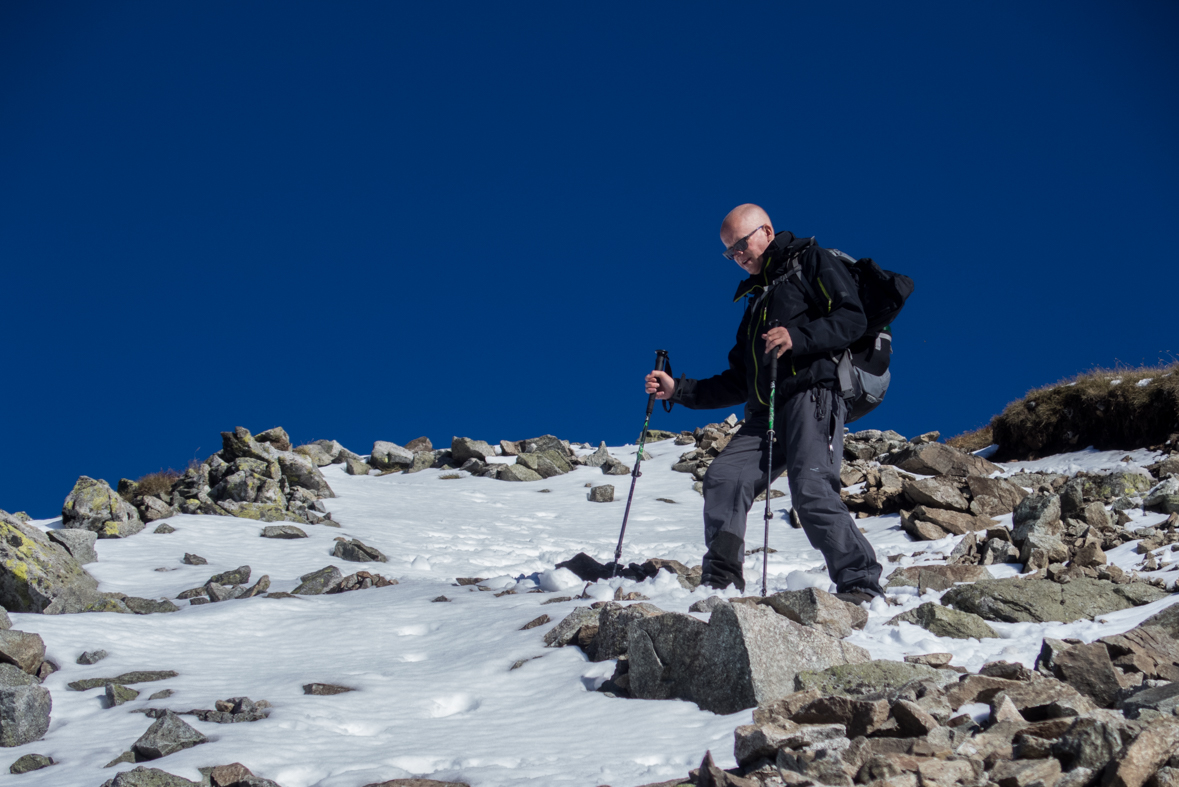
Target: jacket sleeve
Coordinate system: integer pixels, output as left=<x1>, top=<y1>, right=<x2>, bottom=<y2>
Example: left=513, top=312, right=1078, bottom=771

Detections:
left=786, top=247, right=867, bottom=357
left=670, top=320, right=748, bottom=410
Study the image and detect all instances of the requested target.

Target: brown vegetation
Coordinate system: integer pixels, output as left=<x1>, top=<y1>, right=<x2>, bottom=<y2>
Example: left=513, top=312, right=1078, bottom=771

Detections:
left=946, top=425, right=993, bottom=453
left=990, top=362, right=1179, bottom=460
left=133, top=470, right=181, bottom=499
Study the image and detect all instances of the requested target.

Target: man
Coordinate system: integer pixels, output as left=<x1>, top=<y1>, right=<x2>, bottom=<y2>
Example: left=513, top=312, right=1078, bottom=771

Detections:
left=644, top=204, right=885, bottom=602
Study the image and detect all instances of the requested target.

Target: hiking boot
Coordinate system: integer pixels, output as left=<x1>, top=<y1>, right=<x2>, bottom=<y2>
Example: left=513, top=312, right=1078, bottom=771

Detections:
left=833, top=590, right=877, bottom=605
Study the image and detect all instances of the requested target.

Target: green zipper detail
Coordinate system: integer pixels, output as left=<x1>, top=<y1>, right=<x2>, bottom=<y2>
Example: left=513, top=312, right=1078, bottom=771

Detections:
left=817, top=276, right=833, bottom=313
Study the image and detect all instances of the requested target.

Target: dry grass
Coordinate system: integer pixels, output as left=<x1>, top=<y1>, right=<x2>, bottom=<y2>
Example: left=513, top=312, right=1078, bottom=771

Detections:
left=123, top=470, right=181, bottom=501
left=946, top=425, right=994, bottom=453
left=990, top=361, right=1179, bottom=460
left=439, top=473, right=462, bottom=480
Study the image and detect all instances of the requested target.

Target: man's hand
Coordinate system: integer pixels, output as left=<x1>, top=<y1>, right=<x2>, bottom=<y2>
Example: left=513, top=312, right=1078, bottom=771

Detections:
left=762, top=326, right=793, bottom=359
left=645, top=370, right=675, bottom=400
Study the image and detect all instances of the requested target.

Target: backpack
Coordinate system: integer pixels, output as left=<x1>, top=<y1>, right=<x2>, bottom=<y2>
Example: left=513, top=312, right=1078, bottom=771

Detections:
left=787, top=246, right=914, bottom=423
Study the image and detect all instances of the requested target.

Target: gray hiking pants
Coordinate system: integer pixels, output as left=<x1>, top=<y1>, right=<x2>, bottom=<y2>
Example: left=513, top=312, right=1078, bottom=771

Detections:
left=700, top=386, right=883, bottom=595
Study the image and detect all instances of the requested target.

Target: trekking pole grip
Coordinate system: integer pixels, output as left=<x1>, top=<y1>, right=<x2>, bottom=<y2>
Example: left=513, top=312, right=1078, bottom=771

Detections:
left=646, top=349, right=669, bottom=415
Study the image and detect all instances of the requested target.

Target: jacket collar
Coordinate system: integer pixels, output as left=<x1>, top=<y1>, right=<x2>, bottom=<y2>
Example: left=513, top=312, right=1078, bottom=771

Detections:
left=732, top=231, right=810, bottom=302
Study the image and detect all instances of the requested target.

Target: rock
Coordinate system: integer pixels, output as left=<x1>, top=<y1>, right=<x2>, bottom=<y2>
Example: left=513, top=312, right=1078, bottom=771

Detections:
left=67, top=670, right=178, bottom=691
left=261, top=525, right=307, bottom=539
left=891, top=699, right=939, bottom=736
left=451, top=437, right=496, bottom=464
left=8, top=753, right=53, bottom=773
left=61, top=476, right=145, bottom=538
left=543, top=607, right=601, bottom=648
left=1052, top=715, right=1126, bottom=772
left=254, top=427, right=292, bottom=452
left=182, top=553, right=207, bottom=565
left=1074, top=541, right=1107, bottom=567
left=760, top=588, right=867, bottom=638
left=992, top=679, right=1095, bottom=720
left=967, top=476, right=1030, bottom=516
left=904, top=652, right=953, bottom=668
left=332, top=538, right=387, bottom=563
left=580, top=443, right=613, bottom=468
left=990, top=757, right=1061, bottom=787
left=903, top=477, right=970, bottom=512
left=887, top=602, right=999, bottom=639
left=137, top=496, right=176, bottom=524
left=628, top=602, right=870, bottom=714
left=587, top=485, right=614, bottom=503
left=885, top=442, right=1001, bottom=477
left=1019, top=533, right=1070, bottom=569
left=303, top=683, right=354, bottom=695
left=274, top=450, right=335, bottom=499
left=733, top=720, right=803, bottom=766
left=41, top=584, right=130, bottom=615
left=106, top=683, right=139, bottom=706
left=344, top=457, right=372, bottom=476
left=46, top=528, right=98, bottom=564
left=0, top=630, right=45, bottom=674
left=1101, top=718, right=1179, bottom=787
left=0, top=665, right=51, bottom=747
left=295, top=443, right=336, bottom=467
left=1045, top=641, right=1125, bottom=708
left=593, top=602, right=665, bottom=661
left=690, top=596, right=728, bottom=614
left=941, top=577, right=1168, bottom=623
left=498, top=464, right=544, bottom=482
left=103, top=766, right=201, bottom=785
left=794, top=660, right=951, bottom=699
left=370, top=441, right=415, bottom=471
left=1118, top=681, right=1179, bottom=718
left=293, top=566, right=343, bottom=595
left=515, top=450, right=573, bottom=479
left=790, top=694, right=891, bottom=737
left=209, top=566, right=251, bottom=586
left=900, top=511, right=950, bottom=541
left=909, top=506, right=996, bottom=534
left=1012, top=493, right=1063, bottom=543
left=153, top=524, right=176, bottom=534
left=884, top=564, right=992, bottom=592
left=77, top=649, right=108, bottom=665
left=133, top=710, right=208, bottom=759
left=124, top=597, right=180, bottom=614
left=600, top=457, right=632, bottom=476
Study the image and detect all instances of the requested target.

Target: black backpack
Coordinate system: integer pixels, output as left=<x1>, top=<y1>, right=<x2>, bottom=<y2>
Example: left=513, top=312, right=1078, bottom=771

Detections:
left=788, top=246, right=914, bottom=423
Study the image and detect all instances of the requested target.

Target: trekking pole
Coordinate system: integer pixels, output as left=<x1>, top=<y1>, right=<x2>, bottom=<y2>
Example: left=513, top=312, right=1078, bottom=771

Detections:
left=612, top=349, right=669, bottom=578
left=761, top=321, right=781, bottom=597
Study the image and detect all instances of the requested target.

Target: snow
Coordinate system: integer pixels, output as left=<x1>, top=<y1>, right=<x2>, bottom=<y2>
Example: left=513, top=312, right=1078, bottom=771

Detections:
left=996, top=446, right=1162, bottom=478
left=7, top=438, right=1179, bottom=786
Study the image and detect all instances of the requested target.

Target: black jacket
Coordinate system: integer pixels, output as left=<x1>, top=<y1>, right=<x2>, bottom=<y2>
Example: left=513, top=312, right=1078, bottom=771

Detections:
left=670, top=231, right=867, bottom=426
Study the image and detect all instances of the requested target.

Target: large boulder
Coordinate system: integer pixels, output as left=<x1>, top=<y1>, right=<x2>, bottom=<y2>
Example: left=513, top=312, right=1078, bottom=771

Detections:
left=370, top=441, right=415, bottom=472
left=1011, top=493, right=1062, bottom=543
left=902, top=477, right=970, bottom=512
left=759, top=588, right=867, bottom=639
left=451, top=437, right=496, bottom=464
left=61, top=477, right=144, bottom=538
left=941, top=577, right=1168, bottom=624
left=792, top=659, right=953, bottom=698
left=966, top=476, right=1029, bottom=517
left=132, top=710, right=207, bottom=759
left=0, top=664, right=51, bottom=747
left=592, top=602, right=665, bottom=661
left=627, top=601, right=870, bottom=715
left=0, top=630, right=45, bottom=674
left=0, top=515, right=97, bottom=612
left=885, top=442, right=1001, bottom=477
left=274, top=451, right=334, bottom=499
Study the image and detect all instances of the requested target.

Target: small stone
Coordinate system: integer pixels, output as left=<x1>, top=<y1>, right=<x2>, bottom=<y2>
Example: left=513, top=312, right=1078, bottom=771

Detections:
left=303, top=683, right=353, bottom=695
left=182, top=553, right=207, bottom=565
left=904, top=652, right=952, bottom=668
left=208, top=566, right=250, bottom=585
left=148, top=689, right=174, bottom=700
left=261, top=525, right=308, bottom=539
left=991, top=694, right=1025, bottom=724
left=153, top=523, right=176, bottom=534
left=520, top=614, right=550, bottom=630
left=77, top=649, right=109, bottom=665
left=8, top=753, right=54, bottom=773
left=0, top=630, right=46, bottom=674
left=106, top=683, right=139, bottom=706
left=587, top=485, right=615, bottom=503
left=431, top=596, right=450, bottom=603
left=124, top=597, right=180, bottom=614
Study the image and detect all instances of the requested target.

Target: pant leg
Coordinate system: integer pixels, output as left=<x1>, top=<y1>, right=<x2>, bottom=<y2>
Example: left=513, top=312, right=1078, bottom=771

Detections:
left=700, top=429, right=787, bottom=591
left=781, top=387, right=884, bottom=595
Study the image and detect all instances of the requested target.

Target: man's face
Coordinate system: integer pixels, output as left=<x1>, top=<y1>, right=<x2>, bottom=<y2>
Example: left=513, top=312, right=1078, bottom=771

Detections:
left=721, top=223, right=772, bottom=276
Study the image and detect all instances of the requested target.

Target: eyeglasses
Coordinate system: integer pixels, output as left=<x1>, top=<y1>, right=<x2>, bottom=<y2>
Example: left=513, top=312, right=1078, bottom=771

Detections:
left=722, top=225, right=766, bottom=260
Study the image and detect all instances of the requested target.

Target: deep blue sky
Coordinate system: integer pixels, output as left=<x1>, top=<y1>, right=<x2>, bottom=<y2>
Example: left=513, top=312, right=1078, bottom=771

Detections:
left=3, top=1, right=1177, bottom=517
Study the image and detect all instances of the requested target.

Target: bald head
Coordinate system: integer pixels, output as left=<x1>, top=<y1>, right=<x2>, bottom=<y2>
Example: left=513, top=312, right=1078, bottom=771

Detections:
left=720, top=203, right=775, bottom=275
left=721, top=203, right=772, bottom=238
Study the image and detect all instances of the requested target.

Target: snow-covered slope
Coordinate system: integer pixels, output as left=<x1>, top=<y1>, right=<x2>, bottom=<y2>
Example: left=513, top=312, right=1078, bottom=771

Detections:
left=10, top=441, right=1179, bottom=787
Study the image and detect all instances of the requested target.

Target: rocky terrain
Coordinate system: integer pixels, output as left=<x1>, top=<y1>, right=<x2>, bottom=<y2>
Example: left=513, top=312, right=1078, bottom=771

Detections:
left=0, top=420, right=1178, bottom=787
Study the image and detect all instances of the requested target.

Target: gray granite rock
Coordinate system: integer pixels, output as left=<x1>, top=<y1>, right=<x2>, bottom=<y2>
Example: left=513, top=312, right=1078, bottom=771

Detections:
left=261, top=525, right=308, bottom=539
left=760, top=587, right=867, bottom=638
left=793, top=659, right=954, bottom=698
left=0, top=630, right=45, bottom=674
left=628, top=601, right=870, bottom=714
left=498, top=464, right=544, bottom=482
left=208, top=566, right=250, bottom=586
left=332, top=538, right=387, bottom=563
left=102, top=765, right=201, bottom=786
left=8, top=752, right=53, bottom=773
left=543, top=606, right=601, bottom=648
left=132, top=710, right=207, bottom=759
left=343, top=457, right=371, bottom=476
left=941, top=577, right=1168, bottom=623
left=77, top=649, right=108, bottom=665
left=592, top=602, right=665, bottom=661
left=0, top=674, right=51, bottom=747
left=61, top=476, right=145, bottom=538
left=587, top=485, right=615, bottom=503
left=887, top=602, right=999, bottom=639
left=1011, top=493, right=1062, bottom=543
left=370, top=441, right=415, bottom=471
left=292, top=565, right=343, bottom=595
left=46, top=528, right=98, bottom=564
left=0, top=514, right=97, bottom=612
left=450, top=437, right=496, bottom=464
